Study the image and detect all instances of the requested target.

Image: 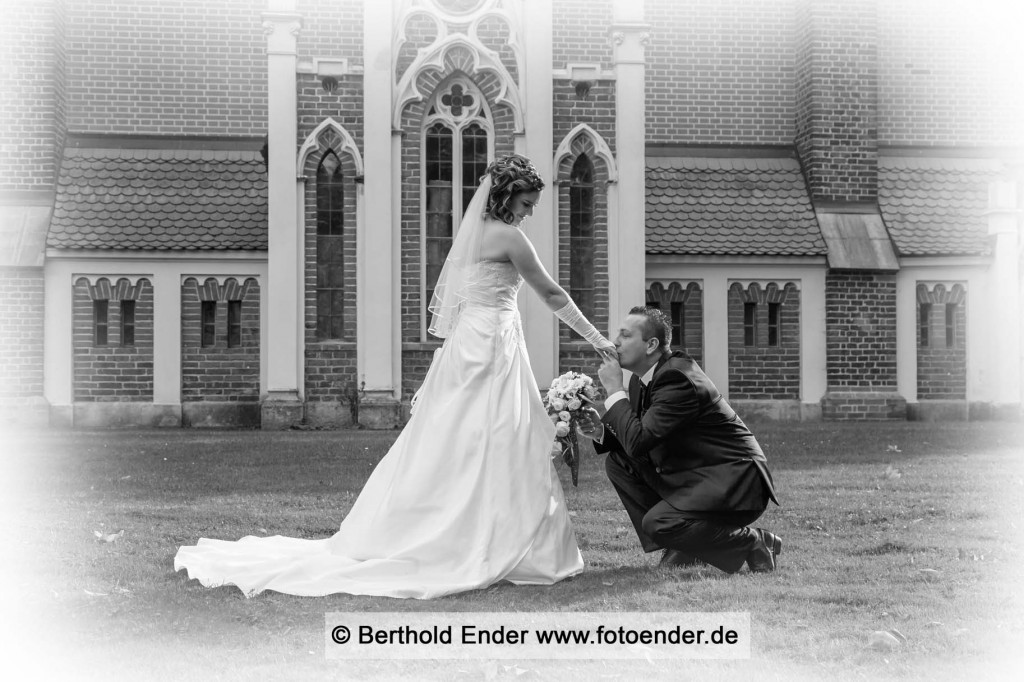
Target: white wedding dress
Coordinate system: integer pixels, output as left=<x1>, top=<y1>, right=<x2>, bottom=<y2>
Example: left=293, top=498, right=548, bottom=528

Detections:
left=174, top=260, right=584, bottom=598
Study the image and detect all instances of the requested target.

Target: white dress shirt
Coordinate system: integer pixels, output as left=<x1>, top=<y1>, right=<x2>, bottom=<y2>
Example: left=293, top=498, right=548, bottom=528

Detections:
left=594, top=363, right=657, bottom=444
left=604, top=363, right=657, bottom=411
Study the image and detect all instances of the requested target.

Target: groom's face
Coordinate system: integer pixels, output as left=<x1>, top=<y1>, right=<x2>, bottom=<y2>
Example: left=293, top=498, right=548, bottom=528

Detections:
left=614, top=314, right=655, bottom=373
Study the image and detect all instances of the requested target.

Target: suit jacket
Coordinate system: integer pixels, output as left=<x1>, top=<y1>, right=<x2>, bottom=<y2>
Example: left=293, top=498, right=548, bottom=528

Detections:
left=596, top=350, right=779, bottom=511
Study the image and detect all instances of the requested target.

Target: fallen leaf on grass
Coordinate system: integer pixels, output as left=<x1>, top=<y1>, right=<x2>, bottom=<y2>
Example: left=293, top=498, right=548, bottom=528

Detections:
left=93, top=529, right=124, bottom=543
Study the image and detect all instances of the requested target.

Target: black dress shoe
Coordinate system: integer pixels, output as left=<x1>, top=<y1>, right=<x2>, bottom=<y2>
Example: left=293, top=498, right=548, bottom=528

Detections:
left=746, top=528, right=782, bottom=573
left=758, top=528, right=782, bottom=565
left=659, top=548, right=703, bottom=567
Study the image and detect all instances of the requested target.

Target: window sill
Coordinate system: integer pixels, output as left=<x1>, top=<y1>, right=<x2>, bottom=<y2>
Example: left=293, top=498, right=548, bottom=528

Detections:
left=403, top=341, right=443, bottom=351
left=308, top=340, right=357, bottom=349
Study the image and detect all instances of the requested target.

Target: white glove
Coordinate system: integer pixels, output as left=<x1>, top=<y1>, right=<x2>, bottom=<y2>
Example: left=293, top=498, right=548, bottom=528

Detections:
left=553, top=300, right=614, bottom=353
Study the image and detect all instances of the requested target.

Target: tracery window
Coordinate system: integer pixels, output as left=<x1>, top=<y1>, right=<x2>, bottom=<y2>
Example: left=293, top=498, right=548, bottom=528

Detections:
left=422, top=76, right=492, bottom=337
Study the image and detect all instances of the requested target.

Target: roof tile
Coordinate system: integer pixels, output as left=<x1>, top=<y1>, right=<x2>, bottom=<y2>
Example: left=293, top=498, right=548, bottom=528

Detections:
left=877, top=156, right=1005, bottom=257
left=48, top=147, right=267, bottom=251
left=646, top=156, right=825, bottom=256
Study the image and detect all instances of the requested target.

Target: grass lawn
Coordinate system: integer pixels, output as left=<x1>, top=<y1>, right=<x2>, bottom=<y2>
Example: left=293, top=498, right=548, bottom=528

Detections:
left=3, top=422, right=1023, bottom=681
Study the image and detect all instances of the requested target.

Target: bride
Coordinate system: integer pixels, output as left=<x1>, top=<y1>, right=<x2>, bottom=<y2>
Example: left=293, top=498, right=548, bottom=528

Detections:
left=174, top=154, right=615, bottom=599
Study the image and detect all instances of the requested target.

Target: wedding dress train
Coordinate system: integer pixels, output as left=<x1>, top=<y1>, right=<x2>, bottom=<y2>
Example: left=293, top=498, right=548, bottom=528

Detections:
left=174, top=260, right=583, bottom=598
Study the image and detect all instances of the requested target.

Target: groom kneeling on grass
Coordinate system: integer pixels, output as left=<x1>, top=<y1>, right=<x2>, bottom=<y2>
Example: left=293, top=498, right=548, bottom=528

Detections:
left=578, top=306, right=782, bottom=574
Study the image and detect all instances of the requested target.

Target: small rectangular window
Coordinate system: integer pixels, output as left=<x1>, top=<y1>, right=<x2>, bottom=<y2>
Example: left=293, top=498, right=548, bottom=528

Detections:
left=120, top=300, right=135, bottom=347
left=93, top=300, right=108, bottom=346
left=945, top=303, right=956, bottom=348
left=670, top=301, right=684, bottom=349
left=768, top=302, right=780, bottom=347
left=920, top=303, right=932, bottom=348
left=227, top=300, right=242, bottom=348
left=201, top=301, right=217, bottom=348
left=743, top=302, right=756, bottom=347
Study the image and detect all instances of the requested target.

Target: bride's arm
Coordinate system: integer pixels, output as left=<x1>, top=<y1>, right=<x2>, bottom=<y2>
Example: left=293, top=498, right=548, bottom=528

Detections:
left=502, top=229, right=614, bottom=352
left=502, top=227, right=570, bottom=309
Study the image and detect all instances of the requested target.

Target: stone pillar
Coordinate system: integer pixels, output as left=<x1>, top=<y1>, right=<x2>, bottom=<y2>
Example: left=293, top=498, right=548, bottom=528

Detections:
left=152, top=270, right=180, bottom=411
left=260, top=4, right=304, bottom=429
left=701, top=270, right=730, bottom=398
left=43, top=262, right=74, bottom=427
left=357, top=0, right=401, bottom=428
left=521, top=0, right=557, bottom=384
left=609, top=1, right=649, bottom=338
left=986, top=180, right=1022, bottom=418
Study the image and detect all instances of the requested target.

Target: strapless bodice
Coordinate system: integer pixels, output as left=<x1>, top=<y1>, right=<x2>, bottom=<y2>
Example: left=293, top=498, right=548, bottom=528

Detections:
left=461, top=260, right=523, bottom=311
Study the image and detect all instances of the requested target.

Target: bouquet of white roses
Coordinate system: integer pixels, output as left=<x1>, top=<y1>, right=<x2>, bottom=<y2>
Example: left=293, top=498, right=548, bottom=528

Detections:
left=546, top=371, right=599, bottom=487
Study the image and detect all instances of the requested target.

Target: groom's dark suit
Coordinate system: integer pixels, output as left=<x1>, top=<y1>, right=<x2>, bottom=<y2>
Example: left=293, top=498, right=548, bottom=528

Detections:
left=595, top=350, right=779, bottom=573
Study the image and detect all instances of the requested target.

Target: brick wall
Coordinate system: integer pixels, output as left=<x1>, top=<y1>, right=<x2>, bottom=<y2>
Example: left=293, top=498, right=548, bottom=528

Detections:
left=64, top=0, right=266, bottom=136
left=916, top=283, right=967, bottom=400
left=1, top=0, right=58, bottom=190
left=825, top=272, right=897, bottom=389
left=727, top=282, right=800, bottom=399
left=397, top=47, right=518, bottom=399
left=553, top=0, right=614, bottom=74
left=296, top=0, right=362, bottom=62
left=299, top=80, right=361, bottom=401
left=878, top=0, right=1024, bottom=147
left=181, top=277, right=259, bottom=402
left=54, top=0, right=68, bottom=160
left=646, top=281, right=704, bottom=368
left=794, top=0, right=878, bottom=203
left=0, top=270, right=45, bottom=399
left=73, top=278, right=154, bottom=402
left=645, top=0, right=795, bottom=145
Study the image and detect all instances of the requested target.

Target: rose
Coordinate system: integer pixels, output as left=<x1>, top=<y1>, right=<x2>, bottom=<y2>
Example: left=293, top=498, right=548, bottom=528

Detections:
left=566, top=398, right=582, bottom=411
left=554, top=422, right=570, bottom=438
left=550, top=398, right=566, bottom=411
left=558, top=410, right=572, bottom=423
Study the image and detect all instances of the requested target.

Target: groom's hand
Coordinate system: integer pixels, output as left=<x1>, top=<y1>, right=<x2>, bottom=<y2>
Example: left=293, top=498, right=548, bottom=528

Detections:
left=576, top=407, right=604, bottom=441
left=598, top=354, right=625, bottom=395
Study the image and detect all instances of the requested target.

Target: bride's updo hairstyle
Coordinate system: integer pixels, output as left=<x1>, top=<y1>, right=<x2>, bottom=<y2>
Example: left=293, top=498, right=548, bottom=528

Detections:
left=484, top=154, right=545, bottom=225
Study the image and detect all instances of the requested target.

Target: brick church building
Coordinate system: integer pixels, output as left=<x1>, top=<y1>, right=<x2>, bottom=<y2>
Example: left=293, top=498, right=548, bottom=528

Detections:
left=1, top=0, right=1021, bottom=430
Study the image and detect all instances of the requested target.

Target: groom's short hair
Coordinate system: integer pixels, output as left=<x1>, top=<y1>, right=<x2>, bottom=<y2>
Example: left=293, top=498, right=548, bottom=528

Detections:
left=629, top=305, right=672, bottom=353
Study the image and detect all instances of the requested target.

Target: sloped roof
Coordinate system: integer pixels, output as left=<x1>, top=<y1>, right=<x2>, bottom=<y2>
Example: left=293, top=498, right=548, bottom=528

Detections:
left=48, top=147, right=267, bottom=250
left=877, top=155, right=1003, bottom=257
left=646, top=156, right=825, bottom=256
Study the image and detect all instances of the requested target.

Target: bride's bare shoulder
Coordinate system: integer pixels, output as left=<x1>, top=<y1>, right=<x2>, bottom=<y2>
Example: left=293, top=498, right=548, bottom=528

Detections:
left=479, top=219, right=527, bottom=255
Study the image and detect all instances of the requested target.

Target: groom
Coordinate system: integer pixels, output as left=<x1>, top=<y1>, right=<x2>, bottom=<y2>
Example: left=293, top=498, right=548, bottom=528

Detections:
left=579, top=306, right=781, bottom=574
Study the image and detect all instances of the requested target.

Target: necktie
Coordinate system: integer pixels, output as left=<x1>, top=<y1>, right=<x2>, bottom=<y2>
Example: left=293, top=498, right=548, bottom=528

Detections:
left=637, top=382, right=649, bottom=418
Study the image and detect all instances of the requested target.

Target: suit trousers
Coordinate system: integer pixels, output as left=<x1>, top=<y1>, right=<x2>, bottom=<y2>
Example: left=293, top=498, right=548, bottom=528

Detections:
left=605, top=450, right=768, bottom=573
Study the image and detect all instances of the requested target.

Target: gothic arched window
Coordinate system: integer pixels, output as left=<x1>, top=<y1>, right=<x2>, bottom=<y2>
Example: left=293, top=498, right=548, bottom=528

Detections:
left=316, top=150, right=345, bottom=340
left=422, top=76, right=492, bottom=338
left=569, top=154, right=596, bottom=334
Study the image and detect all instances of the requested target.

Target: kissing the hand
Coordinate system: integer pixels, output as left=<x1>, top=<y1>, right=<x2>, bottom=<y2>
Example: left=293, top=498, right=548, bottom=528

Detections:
left=598, top=353, right=625, bottom=396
